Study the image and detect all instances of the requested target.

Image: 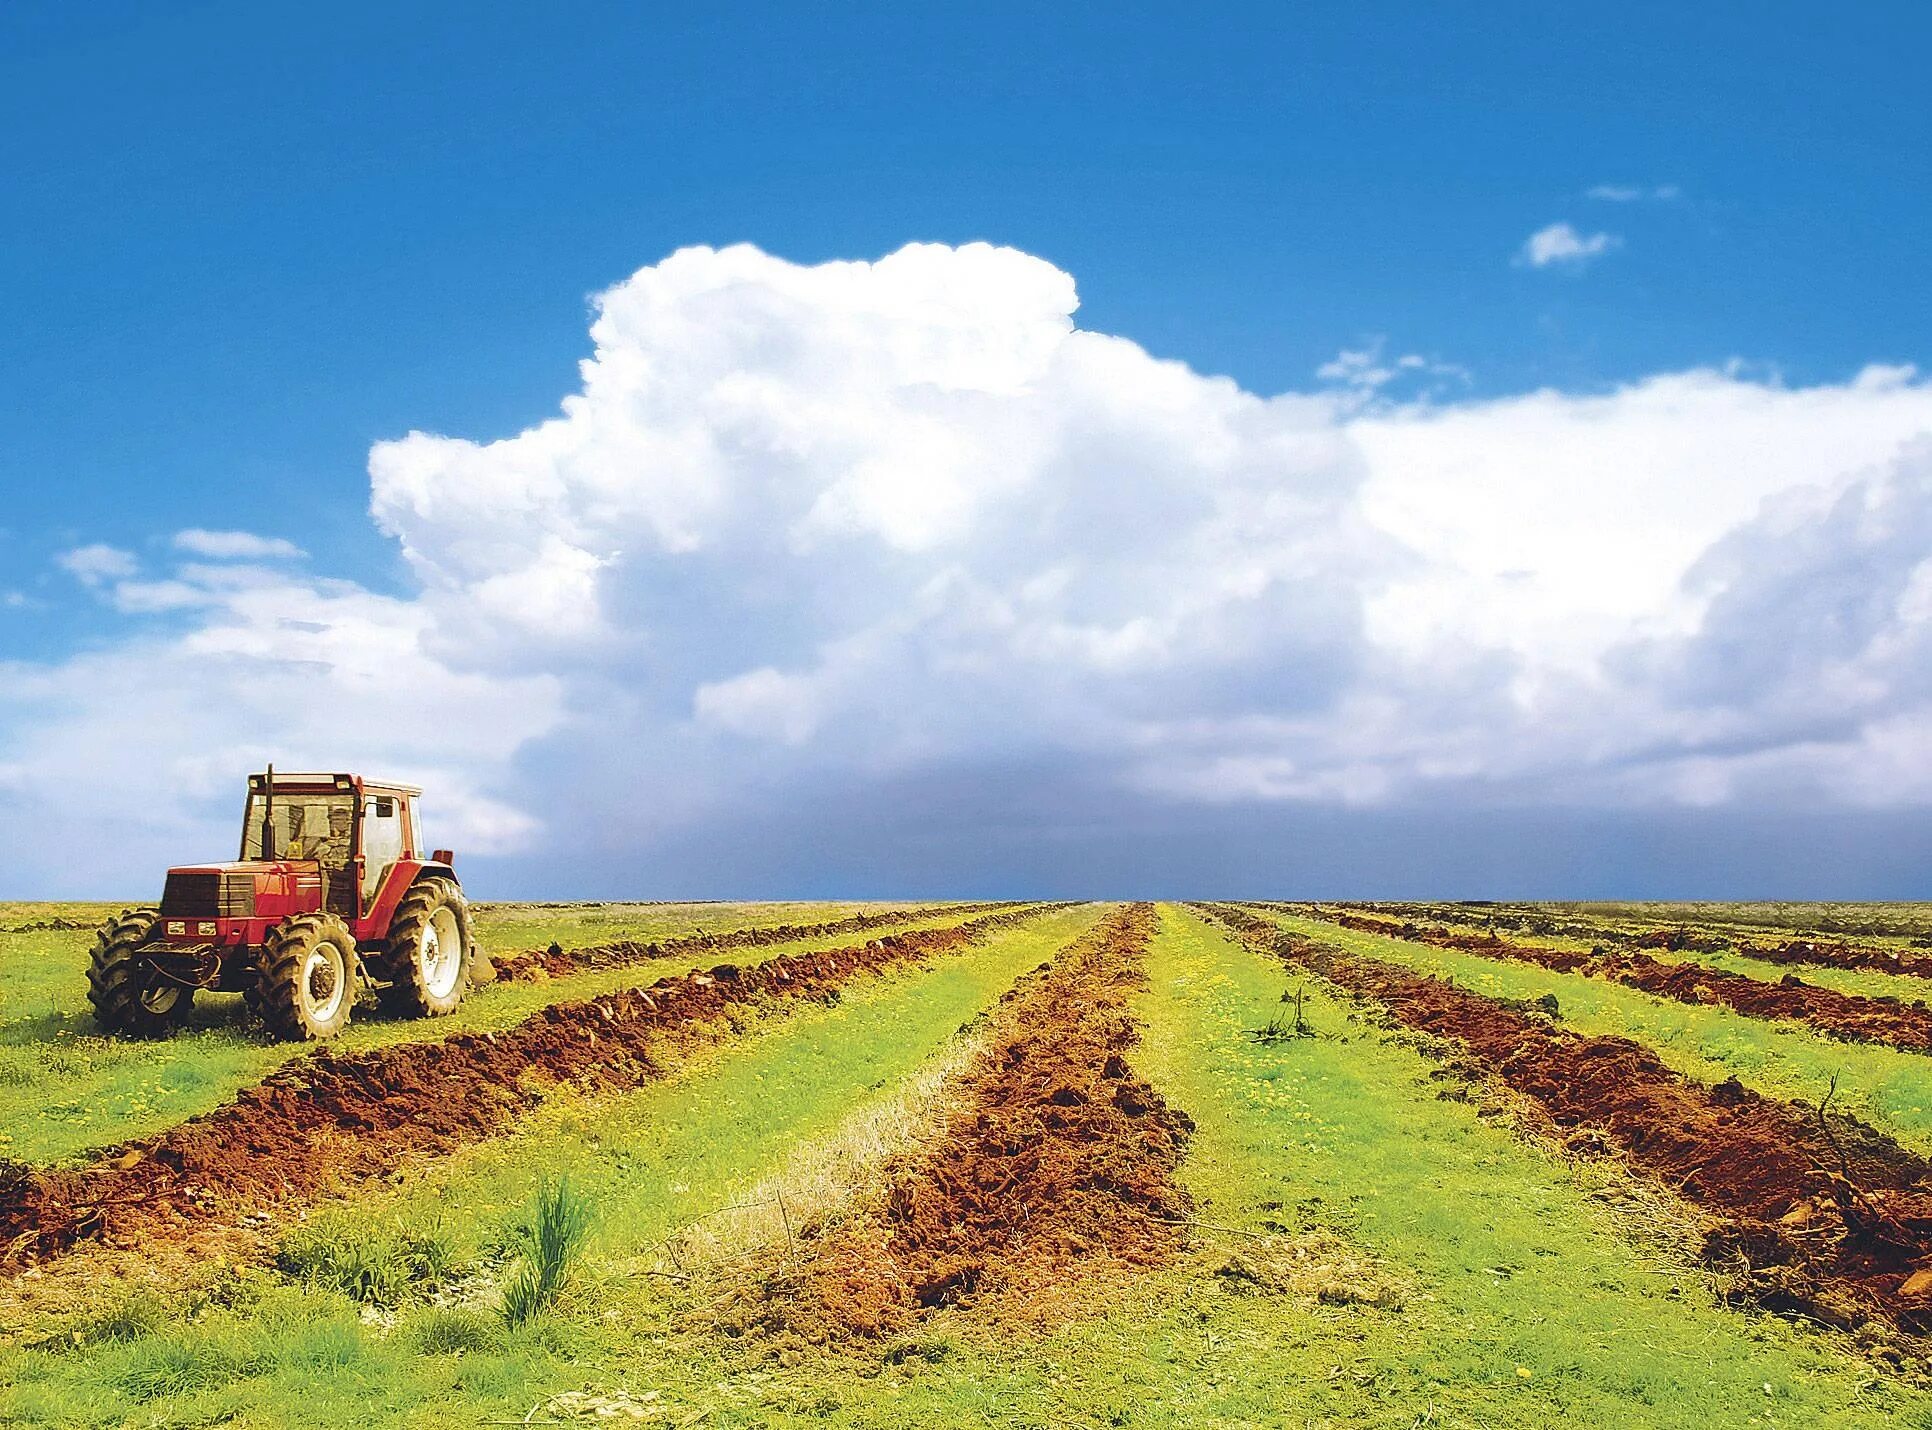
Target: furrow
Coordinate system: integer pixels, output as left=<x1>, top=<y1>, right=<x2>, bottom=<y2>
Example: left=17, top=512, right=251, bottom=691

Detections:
left=1201, top=904, right=1932, bottom=1338
left=1325, top=900, right=1932, bottom=982
left=490, top=900, right=1026, bottom=981
left=734, top=902, right=1193, bottom=1339
left=1294, top=906, right=1932, bottom=1055
left=0, top=906, right=1054, bottom=1267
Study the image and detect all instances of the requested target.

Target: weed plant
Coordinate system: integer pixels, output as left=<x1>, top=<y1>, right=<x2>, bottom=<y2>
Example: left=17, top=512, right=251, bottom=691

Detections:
left=501, top=1177, right=595, bottom=1326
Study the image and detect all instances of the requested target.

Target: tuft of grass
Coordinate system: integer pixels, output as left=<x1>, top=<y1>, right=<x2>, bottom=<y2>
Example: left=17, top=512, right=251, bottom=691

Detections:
left=275, top=1217, right=461, bottom=1309
left=501, top=1177, right=595, bottom=1327
left=405, top=1305, right=505, bottom=1356
left=107, top=1335, right=257, bottom=1403
left=72, top=1290, right=169, bottom=1347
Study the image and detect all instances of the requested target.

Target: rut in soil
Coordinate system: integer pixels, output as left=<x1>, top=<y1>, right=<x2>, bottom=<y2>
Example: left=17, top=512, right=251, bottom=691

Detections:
left=1205, top=904, right=1932, bottom=1340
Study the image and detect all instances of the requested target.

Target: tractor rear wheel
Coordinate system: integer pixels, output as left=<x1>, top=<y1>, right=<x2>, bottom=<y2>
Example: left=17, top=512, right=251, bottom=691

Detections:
left=250, top=913, right=357, bottom=1041
left=379, top=878, right=474, bottom=1018
left=87, top=908, right=191, bottom=1037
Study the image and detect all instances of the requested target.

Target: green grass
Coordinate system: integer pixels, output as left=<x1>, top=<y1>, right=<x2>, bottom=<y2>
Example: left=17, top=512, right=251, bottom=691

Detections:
left=1363, top=903, right=1932, bottom=1003
left=4, top=902, right=1926, bottom=1428
left=0, top=904, right=1105, bottom=1427
left=1563, top=901, right=1932, bottom=943
left=1268, top=910, right=1932, bottom=1158
left=1107, top=906, right=1921, bottom=1426
left=0, top=900, right=970, bottom=1164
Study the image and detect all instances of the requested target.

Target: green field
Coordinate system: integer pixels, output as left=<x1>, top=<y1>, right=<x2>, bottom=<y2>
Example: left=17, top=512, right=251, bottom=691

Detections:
left=2, top=900, right=1928, bottom=1428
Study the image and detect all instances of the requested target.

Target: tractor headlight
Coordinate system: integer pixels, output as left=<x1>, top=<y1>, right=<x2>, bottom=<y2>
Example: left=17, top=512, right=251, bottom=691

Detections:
left=197, top=921, right=217, bottom=936
left=166, top=921, right=186, bottom=936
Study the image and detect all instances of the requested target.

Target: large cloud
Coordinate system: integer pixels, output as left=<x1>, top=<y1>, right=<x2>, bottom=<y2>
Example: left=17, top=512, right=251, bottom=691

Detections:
left=5, top=242, right=1932, bottom=893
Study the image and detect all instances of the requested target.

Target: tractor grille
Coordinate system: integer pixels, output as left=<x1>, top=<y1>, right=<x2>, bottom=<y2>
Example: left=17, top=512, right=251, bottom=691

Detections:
left=159, top=871, right=256, bottom=919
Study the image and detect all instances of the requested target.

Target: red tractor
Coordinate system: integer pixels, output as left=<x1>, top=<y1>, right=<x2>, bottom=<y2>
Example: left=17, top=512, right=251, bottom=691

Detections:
left=88, top=769, right=483, bottom=1042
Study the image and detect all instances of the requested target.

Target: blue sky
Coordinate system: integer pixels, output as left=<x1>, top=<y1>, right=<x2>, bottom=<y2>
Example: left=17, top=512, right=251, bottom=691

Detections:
left=3, top=3, right=1931, bottom=896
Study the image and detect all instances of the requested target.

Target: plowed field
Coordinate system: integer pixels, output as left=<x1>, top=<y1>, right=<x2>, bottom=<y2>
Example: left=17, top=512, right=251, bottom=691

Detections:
left=5, top=899, right=1932, bottom=1428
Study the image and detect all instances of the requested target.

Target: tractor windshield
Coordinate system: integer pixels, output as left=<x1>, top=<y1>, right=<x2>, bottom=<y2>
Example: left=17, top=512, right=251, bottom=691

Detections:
left=242, top=792, right=355, bottom=866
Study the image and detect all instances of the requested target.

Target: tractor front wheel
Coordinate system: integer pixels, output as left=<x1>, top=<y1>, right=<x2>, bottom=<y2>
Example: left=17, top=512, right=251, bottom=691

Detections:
left=380, top=878, right=474, bottom=1018
left=249, top=913, right=357, bottom=1041
left=87, top=908, right=191, bottom=1038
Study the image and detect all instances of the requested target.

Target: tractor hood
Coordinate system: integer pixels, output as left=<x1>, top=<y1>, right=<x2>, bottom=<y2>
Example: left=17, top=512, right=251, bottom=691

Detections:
left=160, top=862, right=326, bottom=922
left=166, top=860, right=319, bottom=878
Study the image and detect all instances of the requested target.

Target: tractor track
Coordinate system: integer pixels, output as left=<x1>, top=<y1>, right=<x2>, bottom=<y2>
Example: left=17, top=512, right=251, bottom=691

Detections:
left=0, top=906, right=1057, bottom=1268
left=739, top=903, right=1192, bottom=1339
left=488, top=901, right=1024, bottom=982
left=1202, top=904, right=1932, bottom=1338
left=1323, top=901, right=1932, bottom=983
left=1293, top=906, right=1932, bottom=1056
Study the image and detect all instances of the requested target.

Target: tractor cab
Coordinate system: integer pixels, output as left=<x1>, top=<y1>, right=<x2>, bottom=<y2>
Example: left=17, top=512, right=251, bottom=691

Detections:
left=89, top=769, right=477, bottom=1043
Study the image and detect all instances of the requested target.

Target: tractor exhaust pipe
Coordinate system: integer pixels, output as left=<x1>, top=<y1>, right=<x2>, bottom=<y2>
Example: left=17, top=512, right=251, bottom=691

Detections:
left=260, top=763, right=276, bottom=860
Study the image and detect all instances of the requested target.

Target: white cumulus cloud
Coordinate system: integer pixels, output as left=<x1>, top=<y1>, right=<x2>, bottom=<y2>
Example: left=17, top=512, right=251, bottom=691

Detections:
left=6, top=241, right=1932, bottom=892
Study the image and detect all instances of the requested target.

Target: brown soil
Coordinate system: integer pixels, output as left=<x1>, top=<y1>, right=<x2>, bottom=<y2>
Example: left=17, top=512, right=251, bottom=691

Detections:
left=1205, top=905, right=1932, bottom=1336
left=490, top=901, right=1023, bottom=981
left=1325, top=901, right=1932, bottom=982
left=0, top=907, right=1050, bottom=1269
left=1642, top=930, right=1932, bottom=982
left=1302, top=908, right=1932, bottom=1055
left=736, top=903, right=1193, bottom=1340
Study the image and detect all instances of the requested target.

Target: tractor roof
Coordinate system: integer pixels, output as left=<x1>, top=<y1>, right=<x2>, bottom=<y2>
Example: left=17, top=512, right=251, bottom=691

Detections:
left=247, top=771, right=423, bottom=796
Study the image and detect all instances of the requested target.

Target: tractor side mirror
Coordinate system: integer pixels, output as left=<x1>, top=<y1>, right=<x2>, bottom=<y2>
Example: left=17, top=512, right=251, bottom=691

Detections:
left=431, top=848, right=454, bottom=866
left=371, top=797, right=395, bottom=818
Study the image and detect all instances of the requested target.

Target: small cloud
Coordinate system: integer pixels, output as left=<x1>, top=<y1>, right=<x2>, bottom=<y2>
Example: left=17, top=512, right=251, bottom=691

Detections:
left=1853, top=362, right=1920, bottom=391
left=56, top=543, right=139, bottom=586
left=173, top=528, right=306, bottom=560
left=1517, top=222, right=1621, bottom=270
left=1317, top=340, right=1472, bottom=405
left=1586, top=183, right=1681, bottom=202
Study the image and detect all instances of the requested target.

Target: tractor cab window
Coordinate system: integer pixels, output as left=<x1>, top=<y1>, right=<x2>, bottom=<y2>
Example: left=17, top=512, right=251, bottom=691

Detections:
left=359, top=795, right=404, bottom=909
left=242, top=793, right=355, bottom=867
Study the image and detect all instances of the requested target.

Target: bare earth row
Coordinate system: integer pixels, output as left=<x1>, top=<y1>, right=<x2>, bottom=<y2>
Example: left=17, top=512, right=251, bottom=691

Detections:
left=0, top=905, right=1052, bottom=1267
left=1207, top=904, right=1932, bottom=1337
left=1293, top=906, right=1932, bottom=1054
left=489, top=900, right=1025, bottom=981
left=1334, top=899, right=1932, bottom=981
left=736, top=902, right=1192, bottom=1340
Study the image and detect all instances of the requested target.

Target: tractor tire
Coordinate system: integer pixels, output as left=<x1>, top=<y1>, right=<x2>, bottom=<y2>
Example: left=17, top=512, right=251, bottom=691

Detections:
left=250, top=913, right=358, bottom=1041
left=86, top=908, right=191, bottom=1038
left=379, top=878, right=475, bottom=1018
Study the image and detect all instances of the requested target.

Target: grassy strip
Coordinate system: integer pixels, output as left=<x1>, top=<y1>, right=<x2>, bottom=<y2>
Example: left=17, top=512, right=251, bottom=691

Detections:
left=0, top=906, right=1105, bottom=1428
left=1329, top=903, right=1932, bottom=1004
left=1105, top=906, right=1918, bottom=1426
left=10, top=903, right=1922, bottom=1428
left=1565, top=901, right=1932, bottom=943
left=0, top=903, right=979, bottom=1165
left=1269, top=910, right=1932, bottom=1159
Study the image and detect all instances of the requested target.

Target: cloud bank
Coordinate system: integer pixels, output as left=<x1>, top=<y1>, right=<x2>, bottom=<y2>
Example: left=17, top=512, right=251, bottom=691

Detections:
left=6, top=243, right=1932, bottom=894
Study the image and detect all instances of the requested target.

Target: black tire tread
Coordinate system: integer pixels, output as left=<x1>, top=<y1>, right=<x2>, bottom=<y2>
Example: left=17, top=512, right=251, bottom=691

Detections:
left=252, top=912, right=357, bottom=1042
left=85, top=908, right=186, bottom=1038
left=379, top=877, right=473, bottom=1018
